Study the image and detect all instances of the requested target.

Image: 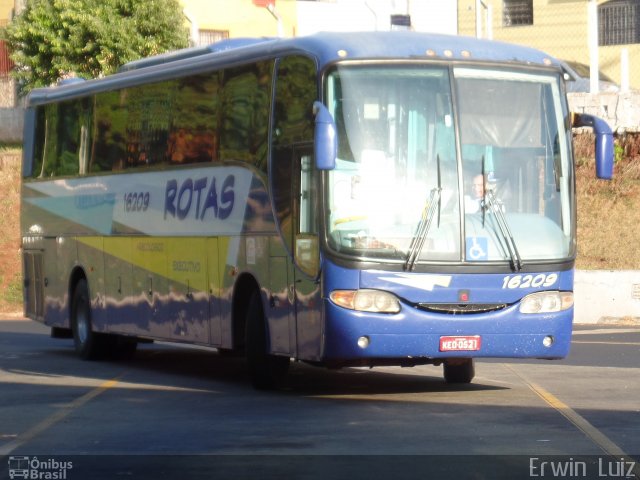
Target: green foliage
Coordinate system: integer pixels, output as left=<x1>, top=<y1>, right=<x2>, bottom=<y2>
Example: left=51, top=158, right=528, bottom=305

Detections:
left=2, top=0, right=190, bottom=94
left=0, top=142, right=22, bottom=150
left=2, top=275, right=23, bottom=305
left=614, top=143, right=624, bottom=164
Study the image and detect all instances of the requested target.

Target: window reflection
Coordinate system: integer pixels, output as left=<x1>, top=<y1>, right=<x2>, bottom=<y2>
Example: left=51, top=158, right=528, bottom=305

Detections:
left=326, top=65, right=461, bottom=261
left=456, top=68, right=573, bottom=262
left=33, top=62, right=274, bottom=177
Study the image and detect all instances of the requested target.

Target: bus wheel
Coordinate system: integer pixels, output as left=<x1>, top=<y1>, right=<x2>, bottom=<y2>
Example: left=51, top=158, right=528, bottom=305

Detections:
left=71, top=279, right=107, bottom=360
left=245, top=291, right=289, bottom=390
left=443, top=358, right=475, bottom=384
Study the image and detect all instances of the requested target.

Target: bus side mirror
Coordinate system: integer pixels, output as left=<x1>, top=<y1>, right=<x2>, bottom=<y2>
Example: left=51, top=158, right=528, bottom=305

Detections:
left=313, top=101, right=337, bottom=170
left=572, top=113, right=614, bottom=179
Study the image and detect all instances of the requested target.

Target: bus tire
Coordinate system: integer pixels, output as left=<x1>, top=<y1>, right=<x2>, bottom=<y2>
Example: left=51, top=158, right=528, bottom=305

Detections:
left=245, top=291, right=289, bottom=390
left=443, top=358, right=475, bottom=384
left=71, top=279, right=108, bottom=360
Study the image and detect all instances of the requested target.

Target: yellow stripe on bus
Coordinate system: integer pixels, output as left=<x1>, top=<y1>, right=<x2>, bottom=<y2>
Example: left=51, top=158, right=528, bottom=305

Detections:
left=76, top=236, right=232, bottom=293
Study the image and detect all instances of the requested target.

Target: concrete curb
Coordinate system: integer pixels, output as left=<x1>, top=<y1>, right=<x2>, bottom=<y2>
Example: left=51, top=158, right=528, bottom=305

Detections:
left=574, top=270, right=640, bottom=325
left=0, top=312, right=27, bottom=320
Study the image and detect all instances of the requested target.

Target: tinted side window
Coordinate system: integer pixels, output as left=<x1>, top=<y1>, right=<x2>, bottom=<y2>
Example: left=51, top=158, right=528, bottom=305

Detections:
left=31, top=106, right=47, bottom=178
left=169, top=73, right=220, bottom=164
left=92, top=90, right=127, bottom=172
left=33, top=62, right=275, bottom=177
left=30, top=99, right=92, bottom=178
left=273, top=56, right=316, bottom=147
left=126, top=82, right=174, bottom=168
left=219, top=61, right=273, bottom=173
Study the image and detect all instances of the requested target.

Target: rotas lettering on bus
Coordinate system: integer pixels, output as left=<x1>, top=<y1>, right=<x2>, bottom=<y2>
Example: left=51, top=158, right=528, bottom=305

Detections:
left=164, top=174, right=235, bottom=221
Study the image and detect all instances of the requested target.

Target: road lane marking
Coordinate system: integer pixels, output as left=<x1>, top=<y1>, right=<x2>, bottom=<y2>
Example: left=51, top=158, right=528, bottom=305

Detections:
left=0, top=375, right=123, bottom=457
left=573, top=328, right=640, bottom=335
left=504, top=364, right=640, bottom=479
left=573, top=340, right=640, bottom=346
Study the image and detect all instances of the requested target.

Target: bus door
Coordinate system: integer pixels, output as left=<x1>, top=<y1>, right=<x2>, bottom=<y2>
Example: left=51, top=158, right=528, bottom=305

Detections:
left=269, top=145, right=322, bottom=361
left=291, top=147, right=323, bottom=361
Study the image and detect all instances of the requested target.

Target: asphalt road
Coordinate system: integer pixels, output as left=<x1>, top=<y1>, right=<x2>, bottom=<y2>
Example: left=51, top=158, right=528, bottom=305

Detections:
left=0, top=319, right=638, bottom=480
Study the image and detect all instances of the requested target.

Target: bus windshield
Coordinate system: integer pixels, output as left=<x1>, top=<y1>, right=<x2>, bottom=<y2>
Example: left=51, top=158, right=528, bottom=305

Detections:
left=325, top=64, right=573, bottom=267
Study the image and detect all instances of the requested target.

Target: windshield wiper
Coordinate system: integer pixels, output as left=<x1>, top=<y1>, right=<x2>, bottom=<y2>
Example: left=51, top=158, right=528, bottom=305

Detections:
left=404, top=187, right=441, bottom=271
left=404, top=155, right=443, bottom=272
left=484, top=189, right=523, bottom=271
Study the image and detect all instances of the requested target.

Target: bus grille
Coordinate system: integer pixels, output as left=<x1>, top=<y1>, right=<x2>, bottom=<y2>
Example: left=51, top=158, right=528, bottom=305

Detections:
left=417, top=303, right=509, bottom=315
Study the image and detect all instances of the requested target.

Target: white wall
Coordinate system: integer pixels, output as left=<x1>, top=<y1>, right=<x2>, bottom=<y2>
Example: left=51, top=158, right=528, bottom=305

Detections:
left=574, top=270, right=640, bottom=324
left=568, top=92, right=640, bottom=132
left=410, top=0, right=457, bottom=35
left=296, top=0, right=457, bottom=36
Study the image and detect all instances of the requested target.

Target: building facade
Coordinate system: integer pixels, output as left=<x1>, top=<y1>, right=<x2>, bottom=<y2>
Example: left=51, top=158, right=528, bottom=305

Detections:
left=182, top=0, right=298, bottom=43
left=458, top=0, right=640, bottom=90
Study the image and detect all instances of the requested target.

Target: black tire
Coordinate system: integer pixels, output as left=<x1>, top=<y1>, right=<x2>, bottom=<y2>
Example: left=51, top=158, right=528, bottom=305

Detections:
left=245, top=291, right=289, bottom=390
left=443, top=358, right=475, bottom=384
left=71, top=279, right=109, bottom=360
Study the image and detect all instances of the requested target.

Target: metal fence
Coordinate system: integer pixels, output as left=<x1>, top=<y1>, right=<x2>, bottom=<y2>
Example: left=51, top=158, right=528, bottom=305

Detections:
left=0, top=41, right=14, bottom=79
left=599, top=0, right=640, bottom=46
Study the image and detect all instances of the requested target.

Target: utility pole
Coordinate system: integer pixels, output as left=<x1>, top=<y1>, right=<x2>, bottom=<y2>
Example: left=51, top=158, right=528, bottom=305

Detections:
left=588, top=0, right=600, bottom=93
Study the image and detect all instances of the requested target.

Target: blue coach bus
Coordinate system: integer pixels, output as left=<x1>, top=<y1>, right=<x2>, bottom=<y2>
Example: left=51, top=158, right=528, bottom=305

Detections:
left=21, top=32, right=613, bottom=388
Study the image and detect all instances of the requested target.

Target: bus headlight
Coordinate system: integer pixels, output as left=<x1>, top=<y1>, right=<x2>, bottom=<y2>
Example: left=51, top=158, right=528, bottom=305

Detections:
left=520, top=291, right=573, bottom=314
left=330, top=289, right=401, bottom=314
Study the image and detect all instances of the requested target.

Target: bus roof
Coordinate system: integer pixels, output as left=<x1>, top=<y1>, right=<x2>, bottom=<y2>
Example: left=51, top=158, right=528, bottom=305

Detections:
left=116, top=37, right=273, bottom=72
left=291, top=31, right=558, bottom=68
left=27, top=31, right=561, bottom=105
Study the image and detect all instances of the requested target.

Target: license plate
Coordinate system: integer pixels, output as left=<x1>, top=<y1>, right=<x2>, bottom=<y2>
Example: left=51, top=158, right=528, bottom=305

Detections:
left=439, top=335, right=481, bottom=352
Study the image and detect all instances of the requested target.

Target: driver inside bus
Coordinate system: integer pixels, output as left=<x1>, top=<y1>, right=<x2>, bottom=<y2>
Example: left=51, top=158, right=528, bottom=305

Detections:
left=464, top=174, right=485, bottom=213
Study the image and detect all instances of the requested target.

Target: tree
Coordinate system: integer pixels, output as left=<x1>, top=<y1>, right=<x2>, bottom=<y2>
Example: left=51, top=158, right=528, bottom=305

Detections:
left=2, top=0, right=190, bottom=94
